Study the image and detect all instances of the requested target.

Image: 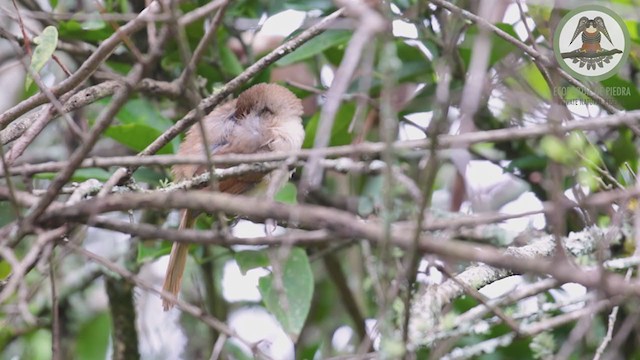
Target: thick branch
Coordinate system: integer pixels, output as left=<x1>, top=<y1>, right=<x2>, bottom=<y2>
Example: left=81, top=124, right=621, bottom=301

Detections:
left=25, top=191, right=640, bottom=303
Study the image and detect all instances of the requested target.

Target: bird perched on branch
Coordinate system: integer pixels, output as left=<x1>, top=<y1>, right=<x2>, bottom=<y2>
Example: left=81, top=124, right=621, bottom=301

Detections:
left=162, top=83, right=305, bottom=310
left=560, top=16, right=623, bottom=70
left=569, top=16, right=613, bottom=53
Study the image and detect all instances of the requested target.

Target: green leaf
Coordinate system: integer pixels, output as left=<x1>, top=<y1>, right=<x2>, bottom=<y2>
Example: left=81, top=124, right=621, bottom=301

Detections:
left=0, top=200, right=18, bottom=227
left=0, top=260, right=10, bottom=280
left=132, top=167, right=165, bottom=186
left=116, top=98, right=174, bottom=130
left=220, top=46, right=244, bottom=77
left=75, top=312, right=111, bottom=360
left=601, top=76, right=640, bottom=110
left=137, top=241, right=172, bottom=263
left=521, top=63, right=550, bottom=99
left=624, top=20, right=640, bottom=43
left=275, top=182, right=297, bottom=204
left=283, top=0, right=334, bottom=11
left=395, top=41, right=433, bottom=82
left=34, top=168, right=112, bottom=182
left=105, top=60, right=133, bottom=75
left=111, top=98, right=178, bottom=153
left=23, top=329, right=51, bottom=360
left=105, top=123, right=174, bottom=154
left=358, top=175, right=383, bottom=216
left=258, top=248, right=313, bottom=339
left=26, top=26, right=58, bottom=90
left=277, top=30, right=352, bottom=66
left=303, top=103, right=355, bottom=148
left=400, top=83, right=437, bottom=114
left=459, top=23, right=518, bottom=69
left=540, top=135, right=573, bottom=164
left=235, top=250, right=270, bottom=275
left=298, top=342, right=324, bottom=360
left=57, top=19, right=112, bottom=42
left=224, top=341, right=254, bottom=360
left=505, top=155, right=547, bottom=173
left=609, top=128, right=637, bottom=170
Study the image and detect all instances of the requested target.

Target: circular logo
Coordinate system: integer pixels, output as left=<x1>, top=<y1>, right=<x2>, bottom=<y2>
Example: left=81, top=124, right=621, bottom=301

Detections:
left=553, top=5, right=630, bottom=81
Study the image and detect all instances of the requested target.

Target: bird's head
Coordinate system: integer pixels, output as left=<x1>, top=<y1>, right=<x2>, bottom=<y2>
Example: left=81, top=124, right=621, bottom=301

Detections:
left=233, top=83, right=303, bottom=123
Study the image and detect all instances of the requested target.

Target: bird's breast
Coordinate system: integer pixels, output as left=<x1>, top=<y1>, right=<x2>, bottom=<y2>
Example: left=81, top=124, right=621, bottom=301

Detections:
left=267, top=117, right=305, bottom=152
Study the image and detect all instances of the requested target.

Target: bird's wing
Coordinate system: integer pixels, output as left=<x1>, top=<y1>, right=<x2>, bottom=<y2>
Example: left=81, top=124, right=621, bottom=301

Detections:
left=202, top=132, right=270, bottom=195
left=570, top=17, right=589, bottom=44
left=172, top=101, right=236, bottom=181
left=181, top=107, right=270, bottom=195
left=594, top=17, right=613, bottom=45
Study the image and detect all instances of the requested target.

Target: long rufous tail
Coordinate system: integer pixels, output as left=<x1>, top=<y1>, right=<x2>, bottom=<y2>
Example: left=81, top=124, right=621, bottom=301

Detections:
left=162, top=209, right=195, bottom=311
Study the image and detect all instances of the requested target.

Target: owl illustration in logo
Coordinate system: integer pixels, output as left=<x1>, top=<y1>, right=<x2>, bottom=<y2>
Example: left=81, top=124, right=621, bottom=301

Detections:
left=561, top=16, right=622, bottom=70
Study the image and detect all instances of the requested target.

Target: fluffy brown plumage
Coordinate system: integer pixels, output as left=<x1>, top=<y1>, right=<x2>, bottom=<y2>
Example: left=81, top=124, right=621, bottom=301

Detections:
left=162, top=83, right=304, bottom=310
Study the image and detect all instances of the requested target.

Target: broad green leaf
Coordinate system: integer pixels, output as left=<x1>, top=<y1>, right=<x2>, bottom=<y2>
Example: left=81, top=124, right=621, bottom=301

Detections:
left=57, top=20, right=112, bottom=42
left=281, top=0, right=334, bottom=11
left=75, top=312, right=111, bottom=360
left=527, top=5, right=553, bottom=39
left=160, top=48, right=184, bottom=77
left=226, top=0, right=262, bottom=18
left=220, top=46, right=244, bottom=76
left=395, top=41, right=433, bottom=80
left=275, top=182, right=297, bottom=204
left=277, top=30, right=352, bottom=66
left=23, top=329, right=51, bottom=360
left=400, top=83, right=437, bottom=114
left=505, top=155, right=547, bottom=173
left=459, top=23, right=518, bottom=69
left=258, top=248, right=313, bottom=339
left=106, top=61, right=133, bottom=75
left=235, top=250, right=270, bottom=275
left=298, top=342, right=323, bottom=360
left=609, top=128, right=637, bottom=170
left=540, top=135, right=573, bottom=164
left=521, top=63, right=550, bottom=100
left=567, top=131, right=586, bottom=150
left=624, top=20, right=640, bottom=43
left=224, top=342, right=255, bottom=360
left=358, top=175, right=383, bottom=216
left=35, top=168, right=112, bottom=182
left=601, top=76, right=640, bottom=110
left=116, top=98, right=174, bottom=130
left=105, top=123, right=174, bottom=154
left=197, top=62, right=223, bottom=86
left=0, top=200, right=18, bottom=227
left=137, top=241, right=172, bottom=263
left=112, top=98, right=178, bottom=153
left=0, top=260, right=10, bottom=280
left=303, top=103, right=355, bottom=148
left=132, top=167, right=165, bottom=185
left=26, top=26, right=58, bottom=90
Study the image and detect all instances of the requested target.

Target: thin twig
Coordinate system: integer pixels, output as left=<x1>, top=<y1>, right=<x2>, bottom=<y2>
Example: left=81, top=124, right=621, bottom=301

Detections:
left=49, top=250, right=60, bottom=360
left=301, top=0, right=386, bottom=191
left=0, top=1, right=162, bottom=128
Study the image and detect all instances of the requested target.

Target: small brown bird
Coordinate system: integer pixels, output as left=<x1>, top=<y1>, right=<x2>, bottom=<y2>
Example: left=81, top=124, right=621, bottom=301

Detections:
left=570, top=16, right=612, bottom=53
left=162, top=83, right=304, bottom=310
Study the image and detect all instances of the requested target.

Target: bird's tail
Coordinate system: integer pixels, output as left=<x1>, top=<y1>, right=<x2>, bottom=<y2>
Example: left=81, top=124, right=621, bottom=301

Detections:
left=162, top=209, right=195, bottom=311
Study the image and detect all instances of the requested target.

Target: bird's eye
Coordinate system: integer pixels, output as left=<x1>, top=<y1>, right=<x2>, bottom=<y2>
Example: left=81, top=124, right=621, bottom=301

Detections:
left=260, top=107, right=274, bottom=115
